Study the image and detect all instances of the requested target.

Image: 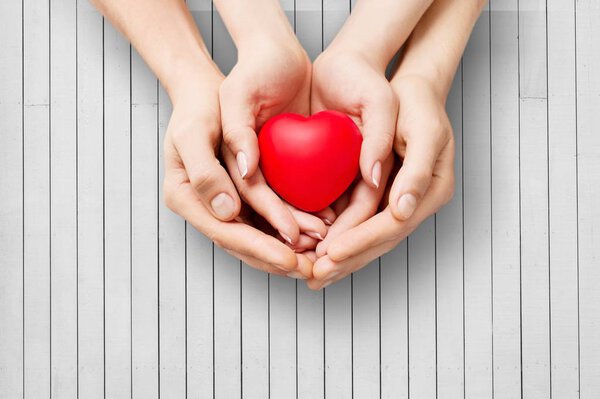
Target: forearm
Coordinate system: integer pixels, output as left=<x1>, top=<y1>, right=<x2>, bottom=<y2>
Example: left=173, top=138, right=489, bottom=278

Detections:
left=395, top=0, right=487, bottom=100
left=91, top=0, right=219, bottom=101
left=328, top=0, right=434, bottom=72
left=212, top=0, right=297, bottom=50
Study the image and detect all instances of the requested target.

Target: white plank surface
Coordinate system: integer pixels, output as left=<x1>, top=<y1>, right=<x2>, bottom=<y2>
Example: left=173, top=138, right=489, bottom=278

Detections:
left=519, top=1, right=551, bottom=397
left=2, top=1, right=597, bottom=398
left=131, top=37, right=159, bottom=399
left=435, top=65, right=464, bottom=399
left=462, top=7, right=493, bottom=399
left=576, top=1, right=600, bottom=398
left=0, top=0, right=23, bottom=398
left=23, top=0, right=51, bottom=397
left=76, top=1, right=105, bottom=398
left=489, top=1, right=521, bottom=398
left=103, top=20, right=132, bottom=399
left=50, top=0, right=78, bottom=396
left=547, top=0, right=579, bottom=397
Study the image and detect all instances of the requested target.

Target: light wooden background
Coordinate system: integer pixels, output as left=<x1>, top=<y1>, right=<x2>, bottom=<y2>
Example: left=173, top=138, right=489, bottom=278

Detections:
left=1, top=0, right=599, bottom=398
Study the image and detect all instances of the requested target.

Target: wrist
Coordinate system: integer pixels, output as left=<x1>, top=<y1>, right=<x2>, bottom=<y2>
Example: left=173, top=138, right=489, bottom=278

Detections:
left=393, top=62, right=452, bottom=102
left=164, top=52, right=223, bottom=107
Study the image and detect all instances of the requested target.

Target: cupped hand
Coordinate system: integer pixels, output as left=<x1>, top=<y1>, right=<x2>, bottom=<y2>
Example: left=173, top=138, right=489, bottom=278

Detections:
left=162, top=66, right=313, bottom=279
left=311, top=48, right=398, bottom=189
left=218, top=34, right=317, bottom=246
left=308, top=74, right=456, bottom=289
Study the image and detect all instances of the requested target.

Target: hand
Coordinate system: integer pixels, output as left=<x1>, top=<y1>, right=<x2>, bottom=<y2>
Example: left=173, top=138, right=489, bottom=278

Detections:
left=219, top=34, right=317, bottom=246
left=310, top=47, right=398, bottom=257
left=162, top=66, right=313, bottom=279
left=308, top=74, right=455, bottom=289
left=311, top=47, right=398, bottom=188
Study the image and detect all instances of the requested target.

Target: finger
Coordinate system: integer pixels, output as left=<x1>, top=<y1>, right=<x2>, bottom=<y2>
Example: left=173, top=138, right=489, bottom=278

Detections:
left=285, top=234, right=319, bottom=252
left=308, top=240, right=398, bottom=289
left=358, top=88, right=398, bottom=189
left=286, top=205, right=328, bottom=240
left=313, top=206, right=337, bottom=226
left=167, top=180, right=298, bottom=271
left=222, top=145, right=300, bottom=244
left=315, top=155, right=393, bottom=257
left=389, top=132, right=452, bottom=221
left=172, top=126, right=241, bottom=222
left=219, top=81, right=260, bottom=179
left=225, top=249, right=288, bottom=276
left=328, top=169, right=454, bottom=262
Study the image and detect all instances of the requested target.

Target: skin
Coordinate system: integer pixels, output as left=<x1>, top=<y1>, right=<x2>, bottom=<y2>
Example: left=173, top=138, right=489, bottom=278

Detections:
left=309, top=0, right=488, bottom=289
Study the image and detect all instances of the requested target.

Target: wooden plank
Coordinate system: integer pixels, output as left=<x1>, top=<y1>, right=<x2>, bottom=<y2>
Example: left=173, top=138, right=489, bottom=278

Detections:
left=408, top=218, right=436, bottom=399
left=131, top=34, right=159, bottom=399
left=103, top=20, right=132, bottom=399
left=76, top=2, right=105, bottom=398
left=353, top=261, right=381, bottom=398
left=269, top=276, right=297, bottom=399
left=157, top=81, right=186, bottom=399
left=186, top=1, right=215, bottom=397
left=576, top=1, right=600, bottom=397
left=489, top=1, right=522, bottom=397
left=211, top=10, right=242, bottom=398
left=435, top=65, right=464, bottom=399
left=23, top=0, right=51, bottom=396
left=0, top=0, right=23, bottom=397
left=519, top=1, right=551, bottom=397
left=268, top=2, right=297, bottom=399
left=547, top=0, right=579, bottom=397
left=462, top=7, right=493, bottom=399
left=295, top=1, right=325, bottom=397
left=380, top=242, right=409, bottom=398
left=321, top=1, right=352, bottom=398
left=50, top=0, right=78, bottom=396
left=241, top=267, right=269, bottom=399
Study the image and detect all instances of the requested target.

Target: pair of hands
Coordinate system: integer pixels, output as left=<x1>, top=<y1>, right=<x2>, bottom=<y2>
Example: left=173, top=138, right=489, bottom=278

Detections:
left=163, top=34, right=455, bottom=289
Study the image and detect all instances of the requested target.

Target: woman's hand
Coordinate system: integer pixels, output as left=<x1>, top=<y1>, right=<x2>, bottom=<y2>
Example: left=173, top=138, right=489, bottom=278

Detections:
left=163, top=67, right=313, bottom=279
left=308, top=75, right=455, bottom=289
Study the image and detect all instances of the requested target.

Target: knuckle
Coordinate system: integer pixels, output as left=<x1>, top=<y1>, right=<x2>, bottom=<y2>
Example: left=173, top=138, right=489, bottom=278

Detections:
left=441, top=175, right=456, bottom=204
left=190, top=167, right=217, bottom=195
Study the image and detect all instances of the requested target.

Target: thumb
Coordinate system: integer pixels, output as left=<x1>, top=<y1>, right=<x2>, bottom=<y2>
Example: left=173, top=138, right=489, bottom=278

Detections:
left=389, top=134, right=444, bottom=221
left=174, top=128, right=242, bottom=222
left=358, top=91, right=398, bottom=189
left=219, top=84, right=260, bottom=180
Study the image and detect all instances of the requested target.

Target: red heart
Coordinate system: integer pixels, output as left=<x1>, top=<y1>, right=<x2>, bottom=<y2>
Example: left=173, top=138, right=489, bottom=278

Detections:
left=258, top=110, right=363, bottom=212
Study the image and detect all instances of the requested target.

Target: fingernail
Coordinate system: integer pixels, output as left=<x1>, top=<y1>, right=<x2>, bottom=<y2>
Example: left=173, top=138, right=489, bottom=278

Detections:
left=210, top=193, right=235, bottom=220
left=397, top=193, right=418, bottom=220
left=287, top=271, right=306, bottom=280
left=323, top=218, right=333, bottom=226
left=371, top=161, right=382, bottom=189
left=236, top=151, right=248, bottom=179
left=306, top=231, right=324, bottom=240
left=280, top=232, right=293, bottom=245
left=326, top=271, right=340, bottom=280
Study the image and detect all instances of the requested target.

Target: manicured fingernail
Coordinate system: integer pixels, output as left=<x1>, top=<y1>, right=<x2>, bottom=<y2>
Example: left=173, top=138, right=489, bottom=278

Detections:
left=210, top=193, right=235, bottom=220
left=287, top=271, right=306, bottom=279
left=236, top=151, right=248, bottom=179
left=397, top=193, right=418, bottom=220
left=371, top=161, right=382, bottom=189
left=306, top=231, right=324, bottom=240
left=280, top=232, right=293, bottom=245
left=323, top=218, right=333, bottom=226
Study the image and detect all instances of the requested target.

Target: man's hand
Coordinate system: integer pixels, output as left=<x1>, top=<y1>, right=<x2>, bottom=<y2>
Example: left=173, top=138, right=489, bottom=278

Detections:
left=308, top=75, right=455, bottom=289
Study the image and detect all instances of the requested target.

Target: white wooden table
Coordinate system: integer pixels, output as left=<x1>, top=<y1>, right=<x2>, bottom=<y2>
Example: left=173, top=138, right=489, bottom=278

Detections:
left=1, top=0, right=599, bottom=398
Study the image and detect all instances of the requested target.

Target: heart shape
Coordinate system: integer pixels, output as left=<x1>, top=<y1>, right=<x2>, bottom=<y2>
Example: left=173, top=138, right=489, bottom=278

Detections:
left=258, top=110, right=363, bottom=212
